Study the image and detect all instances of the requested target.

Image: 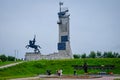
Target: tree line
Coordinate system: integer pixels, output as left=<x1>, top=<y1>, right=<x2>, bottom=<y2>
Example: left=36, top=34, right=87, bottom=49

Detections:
left=74, top=51, right=120, bottom=59
left=0, top=54, right=16, bottom=62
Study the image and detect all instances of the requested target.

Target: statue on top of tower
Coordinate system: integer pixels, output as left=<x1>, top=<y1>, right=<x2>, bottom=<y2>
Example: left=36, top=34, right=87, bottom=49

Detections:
left=58, top=2, right=70, bottom=18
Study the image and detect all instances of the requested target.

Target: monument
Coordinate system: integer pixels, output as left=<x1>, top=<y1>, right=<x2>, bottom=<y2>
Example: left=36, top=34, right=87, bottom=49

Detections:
left=25, top=2, right=73, bottom=60
left=57, top=2, right=73, bottom=58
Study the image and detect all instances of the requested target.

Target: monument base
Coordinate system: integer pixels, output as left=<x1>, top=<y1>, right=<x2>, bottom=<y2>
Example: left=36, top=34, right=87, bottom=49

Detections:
left=25, top=52, right=40, bottom=60
left=25, top=52, right=73, bottom=61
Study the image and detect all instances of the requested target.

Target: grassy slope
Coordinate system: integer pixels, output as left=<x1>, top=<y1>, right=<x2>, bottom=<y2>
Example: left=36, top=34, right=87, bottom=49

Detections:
left=0, top=58, right=120, bottom=79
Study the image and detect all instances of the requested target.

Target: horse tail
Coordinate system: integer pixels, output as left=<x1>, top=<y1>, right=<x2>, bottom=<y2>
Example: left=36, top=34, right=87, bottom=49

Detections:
left=38, top=45, right=41, bottom=49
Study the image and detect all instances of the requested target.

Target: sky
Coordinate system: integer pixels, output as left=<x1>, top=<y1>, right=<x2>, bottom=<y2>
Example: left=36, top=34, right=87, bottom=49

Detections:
left=0, top=0, right=120, bottom=58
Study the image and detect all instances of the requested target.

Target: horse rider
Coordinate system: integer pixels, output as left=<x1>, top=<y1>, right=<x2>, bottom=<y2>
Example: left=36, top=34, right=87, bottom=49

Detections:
left=29, top=35, right=36, bottom=46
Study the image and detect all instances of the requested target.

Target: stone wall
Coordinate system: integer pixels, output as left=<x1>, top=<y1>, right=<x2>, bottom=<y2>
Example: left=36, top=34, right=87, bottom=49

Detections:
left=25, top=52, right=73, bottom=61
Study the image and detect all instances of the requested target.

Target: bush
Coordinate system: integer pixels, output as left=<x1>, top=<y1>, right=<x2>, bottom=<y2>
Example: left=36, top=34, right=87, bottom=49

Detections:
left=0, top=54, right=16, bottom=62
left=0, top=55, right=7, bottom=62
left=73, top=54, right=80, bottom=59
left=8, top=56, right=15, bottom=61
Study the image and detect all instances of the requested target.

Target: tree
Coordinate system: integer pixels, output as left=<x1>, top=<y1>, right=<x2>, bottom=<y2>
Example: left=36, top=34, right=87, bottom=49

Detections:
left=103, top=51, right=114, bottom=58
left=113, top=52, right=119, bottom=58
left=81, top=53, right=86, bottom=58
left=73, top=54, right=80, bottom=59
left=8, top=56, right=15, bottom=61
left=89, top=51, right=96, bottom=58
left=103, top=52, right=108, bottom=58
left=96, top=51, right=102, bottom=58
left=118, top=54, right=120, bottom=58
left=107, top=51, right=114, bottom=58
left=0, top=54, right=7, bottom=62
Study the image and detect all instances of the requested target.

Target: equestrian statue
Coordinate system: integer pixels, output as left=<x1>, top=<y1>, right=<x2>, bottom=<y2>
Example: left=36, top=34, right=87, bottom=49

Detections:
left=26, top=35, right=41, bottom=53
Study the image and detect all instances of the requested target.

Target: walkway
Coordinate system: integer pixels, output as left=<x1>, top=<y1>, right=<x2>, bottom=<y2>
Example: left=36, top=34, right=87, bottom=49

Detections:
left=0, top=61, right=24, bottom=69
left=10, top=75, right=120, bottom=80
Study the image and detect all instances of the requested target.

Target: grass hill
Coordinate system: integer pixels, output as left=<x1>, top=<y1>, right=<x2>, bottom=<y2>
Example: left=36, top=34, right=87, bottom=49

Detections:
left=0, top=58, right=120, bottom=79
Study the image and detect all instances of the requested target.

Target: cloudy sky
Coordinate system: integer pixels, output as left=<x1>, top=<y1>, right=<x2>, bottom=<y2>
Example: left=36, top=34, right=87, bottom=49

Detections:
left=0, top=0, right=120, bottom=58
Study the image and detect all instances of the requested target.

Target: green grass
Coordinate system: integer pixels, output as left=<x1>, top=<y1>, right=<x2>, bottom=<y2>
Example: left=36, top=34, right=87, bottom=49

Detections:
left=114, top=79, right=120, bottom=80
left=0, top=58, right=120, bottom=79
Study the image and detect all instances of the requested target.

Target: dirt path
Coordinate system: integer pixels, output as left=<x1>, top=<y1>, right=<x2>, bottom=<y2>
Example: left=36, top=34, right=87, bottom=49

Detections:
left=0, top=61, right=24, bottom=69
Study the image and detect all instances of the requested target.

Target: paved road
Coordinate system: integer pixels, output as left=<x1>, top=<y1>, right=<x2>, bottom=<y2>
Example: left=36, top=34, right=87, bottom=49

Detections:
left=43, top=76, right=120, bottom=80
left=0, top=61, right=24, bottom=69
left=10, top=75, right=120, bottom=80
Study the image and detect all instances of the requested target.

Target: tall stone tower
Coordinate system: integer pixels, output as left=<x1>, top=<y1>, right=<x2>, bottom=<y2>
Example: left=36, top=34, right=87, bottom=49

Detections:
left=57, top=2, right=73, bottom=59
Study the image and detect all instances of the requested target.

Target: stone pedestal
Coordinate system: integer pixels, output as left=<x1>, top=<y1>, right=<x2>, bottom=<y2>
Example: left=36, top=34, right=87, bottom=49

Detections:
left=25, top=52, right=73, bottom=61
left=25, top=52, right=41, bottom=61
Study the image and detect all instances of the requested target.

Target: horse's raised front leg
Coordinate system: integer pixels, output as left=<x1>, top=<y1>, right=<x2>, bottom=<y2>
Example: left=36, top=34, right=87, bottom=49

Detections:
left=38, top=45, right=41, bottom=49
left=25, top=45, right=29, bottom=49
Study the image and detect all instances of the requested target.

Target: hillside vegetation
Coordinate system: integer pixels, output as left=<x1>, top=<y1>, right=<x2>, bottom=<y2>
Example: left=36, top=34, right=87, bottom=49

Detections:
left=0, top=58, right=120, bottom=79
